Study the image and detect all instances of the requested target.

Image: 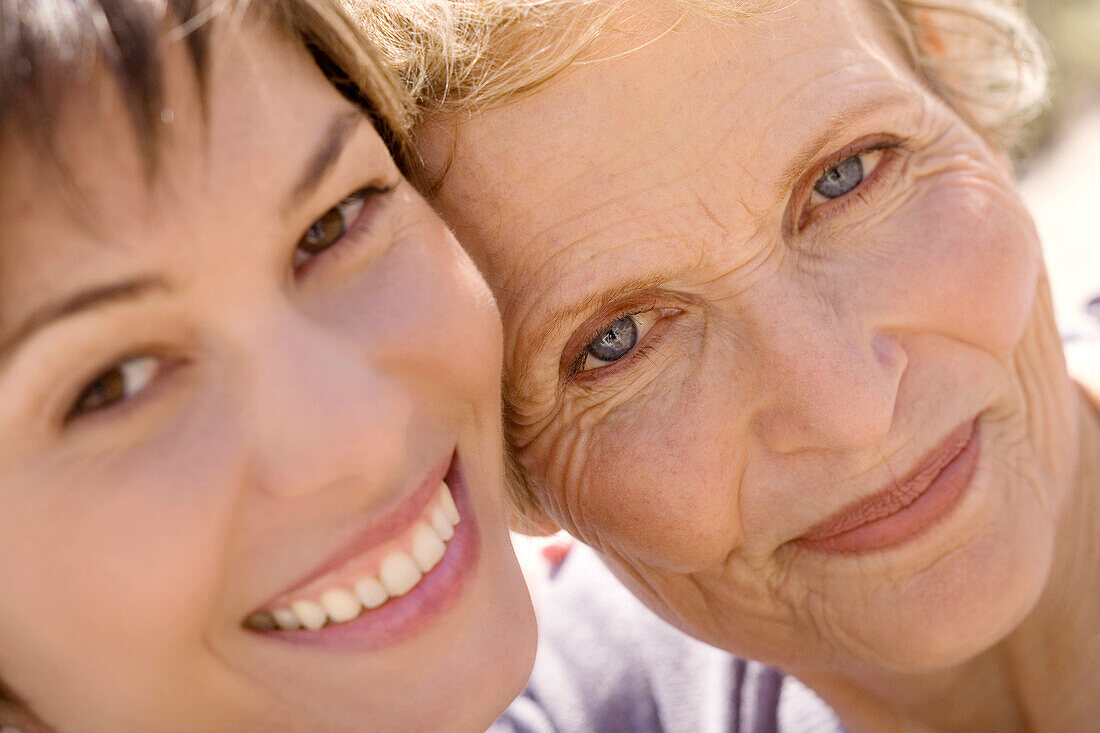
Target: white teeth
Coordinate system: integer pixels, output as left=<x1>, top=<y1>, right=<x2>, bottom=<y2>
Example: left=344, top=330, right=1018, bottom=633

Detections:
left=291, top=599, right=328, bottom=631
left=411, top=521, right=447, bottom=572
left=354, top=575, right=390, bottom=609
left=257, top=483, right=462, bottom=630
left=438, top=481, right=460, bottom=526
left=430, top=505, right=454, bottom=540
left=320, top=588, right=362, bottom=623
left=379, top=550, right=423, bottom=597
left=272, top=607, right=300, bottom=630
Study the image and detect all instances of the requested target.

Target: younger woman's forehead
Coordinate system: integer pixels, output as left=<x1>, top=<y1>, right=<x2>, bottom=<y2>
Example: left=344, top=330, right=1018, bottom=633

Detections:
left=0, top=21, right=393, bottom=348
left=0, top=0, right=211, bottom=180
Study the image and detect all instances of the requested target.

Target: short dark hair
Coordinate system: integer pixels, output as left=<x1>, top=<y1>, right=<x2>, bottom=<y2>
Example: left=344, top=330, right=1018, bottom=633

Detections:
left=0, top=0, right=209, bottom=176
left=0, top=0, right=415, bottom=179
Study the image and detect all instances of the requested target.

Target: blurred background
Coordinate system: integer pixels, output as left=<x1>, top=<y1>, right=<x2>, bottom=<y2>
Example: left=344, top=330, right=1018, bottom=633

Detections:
left=1019, top=0, right=1100, bottom=341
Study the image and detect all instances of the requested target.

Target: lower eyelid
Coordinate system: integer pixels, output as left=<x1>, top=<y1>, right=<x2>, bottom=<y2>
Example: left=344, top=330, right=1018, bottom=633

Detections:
left=798, top=145, right=901, bottom=230
left=570, top=308, right=678, bottom=381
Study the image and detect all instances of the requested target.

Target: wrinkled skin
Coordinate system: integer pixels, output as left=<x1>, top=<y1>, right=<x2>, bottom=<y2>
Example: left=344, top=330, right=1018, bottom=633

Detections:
left=0, top=19, right=534, bottom=733
left=419, top=0, right=1096, bottom=728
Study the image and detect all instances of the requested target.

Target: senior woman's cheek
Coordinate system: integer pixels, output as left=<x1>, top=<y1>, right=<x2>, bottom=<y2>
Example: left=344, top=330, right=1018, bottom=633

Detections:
left=876, top=158, right=1041, bottom=350
left=525, top=360, right=751, bottom=574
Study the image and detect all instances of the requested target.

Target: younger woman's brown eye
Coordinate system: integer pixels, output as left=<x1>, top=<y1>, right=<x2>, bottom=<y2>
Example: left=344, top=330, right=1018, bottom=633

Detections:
left=299, top=207, right=347, bottom=256
left=293, top=185, right=393, bottom=269
left=69, top=356, right=159, bottom=418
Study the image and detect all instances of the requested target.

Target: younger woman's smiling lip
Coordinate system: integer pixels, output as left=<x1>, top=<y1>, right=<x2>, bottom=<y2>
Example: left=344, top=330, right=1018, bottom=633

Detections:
left=243, top=452, right=483, bottom=650
left=795, top=419, right=981, bottom=554
left=272, top=454, right=455, bottom=598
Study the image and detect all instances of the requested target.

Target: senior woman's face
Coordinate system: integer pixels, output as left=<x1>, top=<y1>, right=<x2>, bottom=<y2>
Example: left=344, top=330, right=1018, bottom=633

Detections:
left=421, top=0, right=1078, bottom=674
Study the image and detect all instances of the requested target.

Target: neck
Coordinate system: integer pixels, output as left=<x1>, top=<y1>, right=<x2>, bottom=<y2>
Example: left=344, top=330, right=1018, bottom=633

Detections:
left=801, top=389, right=1100, bottom=733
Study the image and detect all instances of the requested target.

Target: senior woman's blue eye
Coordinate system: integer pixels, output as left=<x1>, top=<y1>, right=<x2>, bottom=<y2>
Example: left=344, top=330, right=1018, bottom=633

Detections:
left=69, top=355, right=160, bottom=418
left=579, top=310, right=661, bottom=372
left=810, top=149, right=885, bottom=206
left=294, top=185, right=392, bottom=268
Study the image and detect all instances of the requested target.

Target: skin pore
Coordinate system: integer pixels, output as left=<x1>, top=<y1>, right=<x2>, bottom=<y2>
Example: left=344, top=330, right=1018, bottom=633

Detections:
left=0, top=16, right=534, bottom=732
left=416, top=1, right=1099, bottom=730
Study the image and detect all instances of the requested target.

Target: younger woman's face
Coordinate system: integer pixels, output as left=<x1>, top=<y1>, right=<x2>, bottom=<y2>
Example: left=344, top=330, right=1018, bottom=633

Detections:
left=0, top=20, right=534, bottom=732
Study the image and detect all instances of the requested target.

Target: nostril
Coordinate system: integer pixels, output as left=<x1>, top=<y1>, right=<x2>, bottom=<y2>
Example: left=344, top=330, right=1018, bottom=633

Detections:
left=872, top=333, right=906, bottom=374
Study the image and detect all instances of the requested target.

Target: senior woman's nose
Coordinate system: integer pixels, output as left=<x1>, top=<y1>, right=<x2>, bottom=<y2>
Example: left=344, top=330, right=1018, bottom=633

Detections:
left=747, top=285, right=907, bottom=454
left=243, top=315, right=414, bottom=499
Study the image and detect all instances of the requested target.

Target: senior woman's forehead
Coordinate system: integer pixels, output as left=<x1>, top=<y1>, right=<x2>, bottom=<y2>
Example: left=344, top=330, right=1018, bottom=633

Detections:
left=425, top=0, right=919, bottom=325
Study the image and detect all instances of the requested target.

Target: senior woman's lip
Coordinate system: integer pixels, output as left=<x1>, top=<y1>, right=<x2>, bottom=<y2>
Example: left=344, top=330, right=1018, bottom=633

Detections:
left=795, top=419, right=980, bottom=554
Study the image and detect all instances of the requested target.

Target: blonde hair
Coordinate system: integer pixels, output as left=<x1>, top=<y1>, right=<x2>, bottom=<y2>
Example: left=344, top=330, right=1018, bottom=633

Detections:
left=353, top=0, right=1049, bottom=151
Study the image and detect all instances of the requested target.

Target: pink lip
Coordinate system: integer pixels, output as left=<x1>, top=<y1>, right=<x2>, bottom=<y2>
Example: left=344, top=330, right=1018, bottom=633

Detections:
left=266, top=456, right=453, bottom=603
left=247, top=455, right=481, bottom=651
left=796, top=419, right=980, bottom=554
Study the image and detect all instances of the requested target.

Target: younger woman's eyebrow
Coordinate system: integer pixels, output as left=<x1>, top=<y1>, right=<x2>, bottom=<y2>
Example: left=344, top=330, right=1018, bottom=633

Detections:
left=282, top=110, right=364, bottom=216
left=0, top=277, right=168, bottom=365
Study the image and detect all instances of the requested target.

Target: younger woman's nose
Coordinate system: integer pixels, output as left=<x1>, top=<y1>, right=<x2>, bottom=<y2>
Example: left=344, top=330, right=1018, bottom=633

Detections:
left=243, top=317, right=414, bottom=500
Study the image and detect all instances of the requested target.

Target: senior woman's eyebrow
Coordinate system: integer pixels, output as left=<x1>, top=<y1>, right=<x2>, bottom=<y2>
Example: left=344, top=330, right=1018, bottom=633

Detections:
left=774, top=92, right=916, bottom=197
left=281, top=110, right=364, bottom=217
left=516, top=271, right=673, bottom=367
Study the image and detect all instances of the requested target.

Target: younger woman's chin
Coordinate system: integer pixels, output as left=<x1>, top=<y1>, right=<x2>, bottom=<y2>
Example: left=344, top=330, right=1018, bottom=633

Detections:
left=246, top=546, right=534, bottom=731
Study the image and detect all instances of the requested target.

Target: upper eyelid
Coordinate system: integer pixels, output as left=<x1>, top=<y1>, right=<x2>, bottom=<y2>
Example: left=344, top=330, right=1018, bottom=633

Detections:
left=560, top=298, right=661, bottom=378
left=788, top=136, right=905, bottom=233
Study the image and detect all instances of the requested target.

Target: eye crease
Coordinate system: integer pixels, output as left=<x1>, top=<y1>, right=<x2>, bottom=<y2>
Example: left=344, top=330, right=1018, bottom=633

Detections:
left=293, top=184, right=394, bottom=269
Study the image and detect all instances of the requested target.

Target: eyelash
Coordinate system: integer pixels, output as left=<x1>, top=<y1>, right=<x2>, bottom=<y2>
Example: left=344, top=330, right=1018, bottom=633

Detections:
left=566, top=305, right=675, bottom=382
left=62, top=185, right=397, bottom=426
left=293, top=182, right=397, bottom=276
left=794, top=137, right=905, bottom=231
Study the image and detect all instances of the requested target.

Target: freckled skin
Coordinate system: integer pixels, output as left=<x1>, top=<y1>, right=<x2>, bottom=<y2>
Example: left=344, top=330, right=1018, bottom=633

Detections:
left=420, top=1, right=1095, bottom=728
